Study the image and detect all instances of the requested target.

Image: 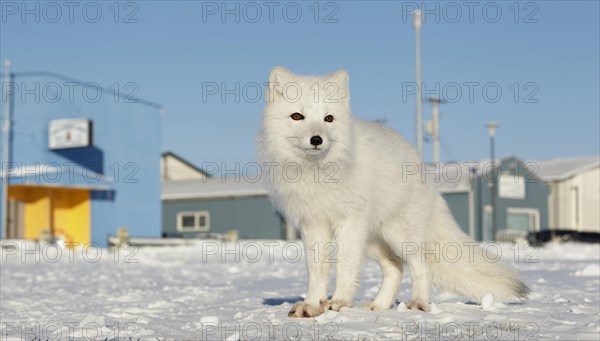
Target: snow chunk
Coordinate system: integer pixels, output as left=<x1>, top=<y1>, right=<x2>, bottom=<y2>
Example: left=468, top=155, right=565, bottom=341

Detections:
left=574, top=264, right=600, bottom=277
left=397, top=301, right=409, bottom=312
left=137, top=317, right=150, bottom=325
left=227, top=266, right=240, bottom=274
left=429, top=303, right=443, bottom=314
left=482, top=293, right=494, bottom=310
left=314, top=310, right=339, bottom=323
left=200, top=316, right=219, bottom=325
left=528, top=291, right=544, bottom=300
left=78, top=313, right=105, bottom=328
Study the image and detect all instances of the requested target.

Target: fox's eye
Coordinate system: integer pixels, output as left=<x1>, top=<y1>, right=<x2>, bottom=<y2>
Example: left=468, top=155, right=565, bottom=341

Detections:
left=291, top=113, right=304, bottom=121
left=324, top=115, right=334, bottom=123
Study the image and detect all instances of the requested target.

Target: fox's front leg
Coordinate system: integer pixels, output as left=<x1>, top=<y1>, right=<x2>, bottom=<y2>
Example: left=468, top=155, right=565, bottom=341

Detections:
left=288, top=227, right=331, bottom=318
left=321, top=220, right=368, bottom=312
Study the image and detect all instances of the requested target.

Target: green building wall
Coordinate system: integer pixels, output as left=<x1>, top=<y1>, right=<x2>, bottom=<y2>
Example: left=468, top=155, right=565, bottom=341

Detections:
left=442, top=157, right=550, bottom=241
left=162, top=196, right=286, bottom=239
left=474, top=157, right=550, bottom=239
left=442, top=192, right=471, bottom=236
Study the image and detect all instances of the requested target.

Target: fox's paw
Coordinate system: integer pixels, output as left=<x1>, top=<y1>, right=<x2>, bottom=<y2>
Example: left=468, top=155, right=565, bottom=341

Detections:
left=365, top=301, right=391, bottom=311
left=288, top=302, right=324, bottom=318
left=320, top=299, right=352, bottom=312
left=406, top=299, right=430, bottom=312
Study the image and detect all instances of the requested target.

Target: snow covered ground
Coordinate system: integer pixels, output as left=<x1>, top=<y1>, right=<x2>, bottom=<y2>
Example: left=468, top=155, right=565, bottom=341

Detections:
left=1, top=240, right=599, bottom=340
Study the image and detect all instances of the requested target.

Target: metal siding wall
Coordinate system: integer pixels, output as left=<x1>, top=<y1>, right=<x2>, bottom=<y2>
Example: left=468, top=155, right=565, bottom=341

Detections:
left=163, top=196, right=284, bottom=239
left=442, top=192, right=470, bottom=235
left=1, top=74, right=162, bottom=246
left=475, top=157, right=550, bottom=239
left=0, top=184, right=2, bottom=238
left=95, top=96, right=162, bottom=244
left=0, top=182, right=3, bottom=239
left=90, top=191, right=116, bottom=247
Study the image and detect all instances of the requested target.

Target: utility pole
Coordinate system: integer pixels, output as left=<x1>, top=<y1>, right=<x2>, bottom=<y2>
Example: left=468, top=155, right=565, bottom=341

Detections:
left=426, top=97, right=446, bottom=164
left=486, top=122, right=498, bottom=241
left=1, top=60, right=11, bottom=240
left=413, top=10, right=423, bottom=156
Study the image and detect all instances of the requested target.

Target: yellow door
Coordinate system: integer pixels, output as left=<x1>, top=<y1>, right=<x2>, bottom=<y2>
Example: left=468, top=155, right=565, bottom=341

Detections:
left=7, top=185, right=91, bottom=245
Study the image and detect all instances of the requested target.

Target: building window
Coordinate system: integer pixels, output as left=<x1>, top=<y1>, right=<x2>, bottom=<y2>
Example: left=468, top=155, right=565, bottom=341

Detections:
left=506, top=207, right=540, bottom=232
left=177, top=211, right=210, bottom=232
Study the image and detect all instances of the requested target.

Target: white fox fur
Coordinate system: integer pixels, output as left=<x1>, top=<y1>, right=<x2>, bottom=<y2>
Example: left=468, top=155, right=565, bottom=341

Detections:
left=256, top=66, right=528, bottom=318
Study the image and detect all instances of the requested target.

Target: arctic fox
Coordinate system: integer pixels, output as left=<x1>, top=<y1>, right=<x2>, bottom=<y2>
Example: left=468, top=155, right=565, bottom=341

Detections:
left=257, top=66, right=529, bottom=318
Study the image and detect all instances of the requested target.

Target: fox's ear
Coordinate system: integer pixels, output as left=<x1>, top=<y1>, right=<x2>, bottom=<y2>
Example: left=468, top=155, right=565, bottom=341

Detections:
left=329, top=69, right=350, bottom=102
left=269, top=66, right=291, bottom=85
left=268, top=66, right=292, bottom=102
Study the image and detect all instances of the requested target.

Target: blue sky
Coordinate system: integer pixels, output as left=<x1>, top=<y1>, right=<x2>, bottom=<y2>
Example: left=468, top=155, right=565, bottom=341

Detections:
left=1, top=0, right=599, bottom=168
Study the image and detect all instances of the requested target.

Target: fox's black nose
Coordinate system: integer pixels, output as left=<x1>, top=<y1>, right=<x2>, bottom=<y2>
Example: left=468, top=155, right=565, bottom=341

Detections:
left=310, top=136, right=323, bottom=146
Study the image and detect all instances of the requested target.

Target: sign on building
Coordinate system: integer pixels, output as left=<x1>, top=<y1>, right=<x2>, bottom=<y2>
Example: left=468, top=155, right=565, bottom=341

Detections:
left=48, top=118, right=92, bottom=149
left=499, top=173, right=526, bottom=199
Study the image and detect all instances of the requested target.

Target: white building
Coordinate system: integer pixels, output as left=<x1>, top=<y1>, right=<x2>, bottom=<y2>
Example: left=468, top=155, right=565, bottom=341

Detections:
left=534, top=156, right=600, bottom=232
left=161, top=151, right=209, bottom=181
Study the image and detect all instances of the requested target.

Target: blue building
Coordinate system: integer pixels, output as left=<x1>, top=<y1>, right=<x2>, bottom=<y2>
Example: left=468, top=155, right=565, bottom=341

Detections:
left=160, top=155, right=549, bottom=242
left=162, top=178, right=289, bottom=240
left=433, top=156, right=550, bottom=241
left=1, top=71, right=163, bottom=247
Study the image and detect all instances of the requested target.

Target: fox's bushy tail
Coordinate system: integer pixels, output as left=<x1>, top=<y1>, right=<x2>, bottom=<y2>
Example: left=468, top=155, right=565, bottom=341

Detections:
left=427, top=198, right=530, bottom=303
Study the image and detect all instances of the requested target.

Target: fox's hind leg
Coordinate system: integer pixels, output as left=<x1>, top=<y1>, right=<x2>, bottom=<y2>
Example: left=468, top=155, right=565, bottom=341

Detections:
left=380, top=225, right=432, bottom=312
left=365, top=241, right=404, bottom=310
left=405, top=253, right=432, bottom=312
